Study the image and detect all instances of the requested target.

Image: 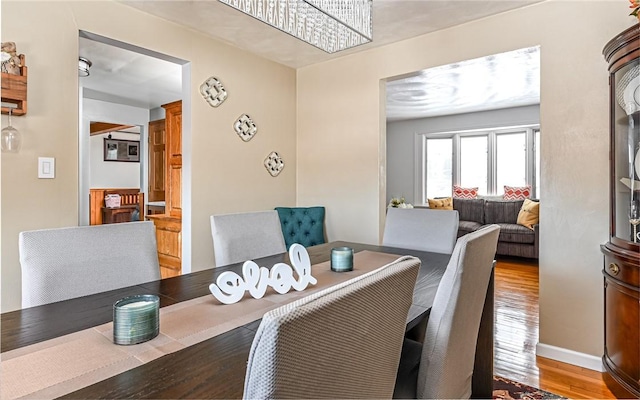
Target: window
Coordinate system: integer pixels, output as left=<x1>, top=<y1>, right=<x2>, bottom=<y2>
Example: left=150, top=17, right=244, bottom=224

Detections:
left=496, top=132, right=526, bottom=190
left=419, top=126, right=539, bottom=203
left=425, top=138, right=452, bottom=199
left=460, top=136, right=488, bottom=196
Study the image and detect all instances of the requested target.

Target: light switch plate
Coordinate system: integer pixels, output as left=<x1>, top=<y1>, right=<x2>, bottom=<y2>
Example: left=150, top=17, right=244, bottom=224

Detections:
left=38, top=157, right=55, bottom=179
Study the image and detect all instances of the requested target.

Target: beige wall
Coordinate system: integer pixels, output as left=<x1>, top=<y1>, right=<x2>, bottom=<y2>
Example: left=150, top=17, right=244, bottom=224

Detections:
left=1, top=0, right=632, bottom=364
left=297, top=0, right=630, bottom=358
left=1, top=1, right=296, bottom=312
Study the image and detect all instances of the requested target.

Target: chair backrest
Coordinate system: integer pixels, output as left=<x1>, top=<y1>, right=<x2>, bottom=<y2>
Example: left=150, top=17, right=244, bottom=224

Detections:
left=416, top=224, right=500, bottom=399
left=243, top=256, right=421, bottom=399
left=210, top=210, right=286, bottom=267
left=19, top=221, right=160, bottom=308
left=274, top=206, right=326, bottom=249
left=382, top=207, right=460, bottom=254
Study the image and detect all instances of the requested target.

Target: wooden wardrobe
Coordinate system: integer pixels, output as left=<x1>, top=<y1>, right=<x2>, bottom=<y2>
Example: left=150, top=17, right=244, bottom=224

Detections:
left=148, top=100, right=182, bottom=279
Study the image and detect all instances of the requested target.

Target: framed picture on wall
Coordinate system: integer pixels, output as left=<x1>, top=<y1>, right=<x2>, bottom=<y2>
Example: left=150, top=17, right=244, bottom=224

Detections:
left=104, top=138, right=140, bottom=162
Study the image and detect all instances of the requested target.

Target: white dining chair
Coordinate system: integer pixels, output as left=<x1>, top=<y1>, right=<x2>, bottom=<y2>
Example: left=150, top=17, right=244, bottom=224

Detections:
left=393, top=224, right=500, bottom=399
left=383, top=207, right=460, bottom=254
left=19, top=221, right=160, bottom=308
left=243, top=255, right=421, bottom=399
left=210, top=210, right=286, bottom=267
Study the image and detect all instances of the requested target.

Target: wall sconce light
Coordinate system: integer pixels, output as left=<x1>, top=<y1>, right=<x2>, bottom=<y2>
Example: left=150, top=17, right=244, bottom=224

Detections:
left=1, top=108, right=21, bottom=153
left=78, top=57, right=92, bottom=77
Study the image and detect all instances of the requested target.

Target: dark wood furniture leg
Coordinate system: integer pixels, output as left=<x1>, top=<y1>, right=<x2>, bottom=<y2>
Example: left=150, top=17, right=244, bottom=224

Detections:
left=472, top=268, right=494, bottom=399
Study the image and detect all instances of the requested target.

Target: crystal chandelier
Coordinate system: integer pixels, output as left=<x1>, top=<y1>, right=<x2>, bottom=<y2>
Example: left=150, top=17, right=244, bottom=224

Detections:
left=218, top=0, right=372, bottom=54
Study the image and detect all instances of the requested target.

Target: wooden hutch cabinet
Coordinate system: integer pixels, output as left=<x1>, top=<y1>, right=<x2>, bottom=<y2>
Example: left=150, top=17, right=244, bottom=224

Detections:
left=148, top=100, right=182, bottom=279
left=601, top=23, right=640, bottom=399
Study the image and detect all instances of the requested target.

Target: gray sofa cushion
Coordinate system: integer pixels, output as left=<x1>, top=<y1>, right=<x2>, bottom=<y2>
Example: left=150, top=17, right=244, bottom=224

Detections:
left=497, top=241, right=537, bottom=259
left=496, top=223, right=535, bottom=244
left=457, top=220, right=483, bottom=237
left=484, top=200, right=525, bottom=224
left=453, top=198, right=485, bottom=224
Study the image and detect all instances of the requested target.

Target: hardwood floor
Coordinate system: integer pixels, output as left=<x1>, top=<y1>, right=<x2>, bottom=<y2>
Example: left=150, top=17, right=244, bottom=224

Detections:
left=494, top=257, right=616, bottom=399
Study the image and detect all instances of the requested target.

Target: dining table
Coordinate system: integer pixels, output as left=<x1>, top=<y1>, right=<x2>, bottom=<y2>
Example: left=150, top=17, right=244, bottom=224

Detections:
left=1, top=241, right=494, bottom=399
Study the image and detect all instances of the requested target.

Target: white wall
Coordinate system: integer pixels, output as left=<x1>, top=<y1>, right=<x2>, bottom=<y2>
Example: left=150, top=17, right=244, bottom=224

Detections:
left=387, top=105, right=540, bottom=205
left=149, top=106, right=165, bottom=121
left=90, top=131, right=141, bottom=189
left=297, top=1, right=631, bottom=365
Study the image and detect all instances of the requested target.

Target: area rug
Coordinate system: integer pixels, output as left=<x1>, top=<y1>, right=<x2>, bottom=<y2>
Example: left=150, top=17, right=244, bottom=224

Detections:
left=493, top=376, right=566, bottom=399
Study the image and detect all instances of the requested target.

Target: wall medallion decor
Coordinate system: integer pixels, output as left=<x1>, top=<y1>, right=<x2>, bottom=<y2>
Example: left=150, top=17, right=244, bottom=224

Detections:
left=209, top=244, right=316, bottom=304
left=264, top=151, right=284, bottom=177
left=234, top=114, right=257, bottom=141
left=200, top=76, right=228, bottom=107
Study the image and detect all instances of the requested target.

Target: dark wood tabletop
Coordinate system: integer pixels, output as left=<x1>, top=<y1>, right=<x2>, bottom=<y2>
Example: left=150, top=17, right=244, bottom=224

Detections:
left=1, top=241, right=493, bottom=399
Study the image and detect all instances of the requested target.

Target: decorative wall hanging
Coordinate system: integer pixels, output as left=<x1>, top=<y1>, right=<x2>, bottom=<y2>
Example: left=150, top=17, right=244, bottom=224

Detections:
left=104, top=138, right=140, bottom=162
left=209, top=244, right=317, bottom=304
left=234, top=114, right=257, bottom=141
left=264, top=151, right=284, bottom=177
left=1, top=42, right=22, bottom=75
left=1, top=42, right=27, bottom=116
left=200, top=76, right=228, bottom=107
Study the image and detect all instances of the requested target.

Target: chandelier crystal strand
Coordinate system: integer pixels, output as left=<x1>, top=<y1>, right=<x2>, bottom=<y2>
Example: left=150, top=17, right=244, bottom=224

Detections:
left=218, top=0, right=372, bottom=54
left=305, top=0, right=372, bottom=40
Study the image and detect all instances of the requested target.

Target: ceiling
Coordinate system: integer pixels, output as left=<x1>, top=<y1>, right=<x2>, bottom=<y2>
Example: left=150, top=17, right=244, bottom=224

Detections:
left=121, top=0, right=543, bottom=69
left=79, top=36, right=182, bottom=110
left=80, top=0, right=543, bottom=119
left=386, top=46, right=540, bottom=121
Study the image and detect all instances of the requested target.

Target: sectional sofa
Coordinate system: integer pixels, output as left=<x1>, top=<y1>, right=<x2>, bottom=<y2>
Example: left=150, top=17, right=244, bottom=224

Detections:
left=453, top=197, right=539, bottom=259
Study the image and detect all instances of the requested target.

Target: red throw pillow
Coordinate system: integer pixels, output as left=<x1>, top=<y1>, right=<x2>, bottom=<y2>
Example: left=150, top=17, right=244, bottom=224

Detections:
left=503, top=185, right=531, bottom=200
left=453, top=185, right=478, bottom=199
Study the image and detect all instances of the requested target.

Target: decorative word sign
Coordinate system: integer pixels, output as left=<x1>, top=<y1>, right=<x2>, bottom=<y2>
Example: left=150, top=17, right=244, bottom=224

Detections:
left=209, top=243, right=317, bottom=304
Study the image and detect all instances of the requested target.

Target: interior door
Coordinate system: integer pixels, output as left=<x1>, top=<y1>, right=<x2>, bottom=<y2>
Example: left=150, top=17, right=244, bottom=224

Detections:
left=148, top=119, right=165, bottom=203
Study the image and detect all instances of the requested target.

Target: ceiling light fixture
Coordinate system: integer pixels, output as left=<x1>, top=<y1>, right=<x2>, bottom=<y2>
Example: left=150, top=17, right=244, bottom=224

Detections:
left=218, top=0, right=372, bottom=54
left=78, top=57, right=92, bottom=77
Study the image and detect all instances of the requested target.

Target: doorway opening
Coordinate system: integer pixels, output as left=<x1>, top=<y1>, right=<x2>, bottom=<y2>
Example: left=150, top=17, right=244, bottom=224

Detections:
left=384, top=46, right=541, bottom=207
left=78, top=31, right=192, bottom=276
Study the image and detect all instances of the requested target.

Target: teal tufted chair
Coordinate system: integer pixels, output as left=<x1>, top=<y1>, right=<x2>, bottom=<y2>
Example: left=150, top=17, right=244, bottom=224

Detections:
left=275, top=206, right=326, bottom=249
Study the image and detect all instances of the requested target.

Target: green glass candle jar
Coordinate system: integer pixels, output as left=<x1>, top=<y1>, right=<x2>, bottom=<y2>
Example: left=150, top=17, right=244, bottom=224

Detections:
left=331, top=247, right=354, bottom=272
left=113, top=294, right=159, bottom=345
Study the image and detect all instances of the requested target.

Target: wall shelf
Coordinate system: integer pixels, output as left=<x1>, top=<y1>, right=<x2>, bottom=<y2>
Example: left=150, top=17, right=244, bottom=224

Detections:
left=1, top=54, right=27, bottom=115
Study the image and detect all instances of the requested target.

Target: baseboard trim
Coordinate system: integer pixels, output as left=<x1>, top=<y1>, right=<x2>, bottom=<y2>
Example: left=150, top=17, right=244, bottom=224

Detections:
left=536, top=343, right=605, bottom=372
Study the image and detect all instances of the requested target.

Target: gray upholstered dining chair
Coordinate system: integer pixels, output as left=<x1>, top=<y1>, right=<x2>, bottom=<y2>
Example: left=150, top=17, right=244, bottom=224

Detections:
left=19, top=221, right=160, bottom=308
left=243, top=256, right=422, bottom=399
left=383, top=207, right=460, bottom=254
left=210, top=210, right=286, bottom=267
left=393, top=224, right=500, bottom=399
